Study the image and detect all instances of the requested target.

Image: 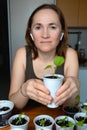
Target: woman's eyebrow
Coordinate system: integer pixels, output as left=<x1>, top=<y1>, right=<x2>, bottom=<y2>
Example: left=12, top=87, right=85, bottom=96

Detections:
left=33, top=23, right=41, bottom=27
left=32, top=23, right=58, bottom=28
left=49, top=23, right=57, bottom=26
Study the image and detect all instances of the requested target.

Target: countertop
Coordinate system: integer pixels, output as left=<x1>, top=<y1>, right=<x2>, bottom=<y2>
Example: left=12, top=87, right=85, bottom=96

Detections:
left=2, top=105, right=65, bottom=130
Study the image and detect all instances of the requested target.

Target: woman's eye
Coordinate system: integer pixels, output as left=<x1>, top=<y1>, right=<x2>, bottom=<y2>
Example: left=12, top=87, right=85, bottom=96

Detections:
left=51, top=26, right=57, bottom=29
left=35, top=26, right=41, bottom=30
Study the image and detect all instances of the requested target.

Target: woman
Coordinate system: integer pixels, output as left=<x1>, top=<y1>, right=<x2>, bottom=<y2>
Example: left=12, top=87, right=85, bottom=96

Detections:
left=8, top=4, right=80, bottom=109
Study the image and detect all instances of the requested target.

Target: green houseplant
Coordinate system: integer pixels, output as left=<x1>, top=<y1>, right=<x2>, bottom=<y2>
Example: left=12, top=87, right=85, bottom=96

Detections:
left=74, top=112, right=87, bottom=130
left=63, top=95, right=80, bottom=117
left=44, top=56, right=65, bottom=76
left=43, top=56, right=65, bottom=108
left=33, top=114, right=54, bottom=130
left=8, top=113, right=30, bottom=130
left=12, top=113, right=26, bottom=125
left=80, top=99, right=87, bottom=113
left=55, top=115, right=75, bottom=130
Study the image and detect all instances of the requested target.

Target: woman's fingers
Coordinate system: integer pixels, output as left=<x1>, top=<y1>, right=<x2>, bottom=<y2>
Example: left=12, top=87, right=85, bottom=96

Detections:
left=54, top=77, right=80, bottom=106
left=25, top=79, right=52, bottom=105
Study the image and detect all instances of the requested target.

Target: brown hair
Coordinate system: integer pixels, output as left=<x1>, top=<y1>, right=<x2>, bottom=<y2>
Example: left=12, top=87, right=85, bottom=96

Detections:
left=25, top=4, right=68, bottom=59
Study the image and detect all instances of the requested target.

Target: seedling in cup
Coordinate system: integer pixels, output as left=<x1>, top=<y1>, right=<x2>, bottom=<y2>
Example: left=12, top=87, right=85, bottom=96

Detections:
left=55, top=115, right=75, bottom=130
left=8, top=113, right=30, bottom=130
left=74, top=112, right=87, bottom=128
left=15, top=113, right=25, bottom=125
left=63, top=95, right=80, bottom=118
left=43, top=56, right=64, bottom=108
left=44, top=56, right=65, bottom=76
left=56, top=116, right=74, bottom=128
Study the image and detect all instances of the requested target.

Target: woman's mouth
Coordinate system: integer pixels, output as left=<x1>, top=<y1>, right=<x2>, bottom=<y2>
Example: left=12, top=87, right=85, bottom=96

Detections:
left=40, top=41, right=51, bottom=44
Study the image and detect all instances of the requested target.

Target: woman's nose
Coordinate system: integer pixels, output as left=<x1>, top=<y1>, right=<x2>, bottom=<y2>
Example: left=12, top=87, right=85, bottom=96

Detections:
left=42, top=28, right=49, bottom=38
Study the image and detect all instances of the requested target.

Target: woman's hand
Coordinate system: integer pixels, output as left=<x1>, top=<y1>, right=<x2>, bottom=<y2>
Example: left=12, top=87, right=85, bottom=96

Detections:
left=54, top=76, right=80, bottom=106
left=22, top=79, right=53, bottom=105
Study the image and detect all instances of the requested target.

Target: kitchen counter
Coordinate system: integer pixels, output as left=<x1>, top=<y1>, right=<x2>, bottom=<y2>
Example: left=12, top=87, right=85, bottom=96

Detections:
left=2, top=105, right=65, bottom=130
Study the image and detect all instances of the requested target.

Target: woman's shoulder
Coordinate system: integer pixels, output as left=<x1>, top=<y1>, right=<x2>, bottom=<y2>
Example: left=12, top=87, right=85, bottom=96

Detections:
left=66, top=47, right=77, bottom=57
left=14, top=46, right=26, bottom=64
left=16, top=46, right=26, bottom=53
left=65, top=47, right=78, bottom=66
left=13, top=46, right=27, bottom=69
left=15, top=46, right=27, bottom=58
left=15, top=45, right=31, bottom=62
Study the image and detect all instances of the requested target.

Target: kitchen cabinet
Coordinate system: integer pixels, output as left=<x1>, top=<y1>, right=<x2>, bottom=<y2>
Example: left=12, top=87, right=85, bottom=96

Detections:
left=79, top=68, right=87, bottom=102
left=78, top=0, right=87, bottom=26
left=56, top=0, right=87, bottom=27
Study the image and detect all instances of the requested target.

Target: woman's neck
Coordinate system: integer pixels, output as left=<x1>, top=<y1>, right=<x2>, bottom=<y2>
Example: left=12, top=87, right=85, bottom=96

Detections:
left=33, top=51, right=56, bottom=78
left=37, top=50, right=56, bottom=63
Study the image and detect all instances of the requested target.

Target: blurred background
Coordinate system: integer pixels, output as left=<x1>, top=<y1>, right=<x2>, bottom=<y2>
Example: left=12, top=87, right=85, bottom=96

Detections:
left=0, top=0, right=10, bottom=99
left=0, top=0, right=87, bottom=102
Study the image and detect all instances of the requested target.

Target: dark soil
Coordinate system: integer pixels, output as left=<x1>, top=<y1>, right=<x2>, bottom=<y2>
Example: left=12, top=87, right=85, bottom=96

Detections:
left=64, top=106, right=79, bottom=113
left=56, top=119, right=71, bottom=127
left=45, top=75, right=60, bottom=79
left=81, top=105, right=87, bottom=109
left=0, top=106, right=10, bottom=111
left=11, top=117, right=27, bottom=125
left=35, top=118, right=52, bottom=126
left=63, top=106, right=79, bottom=119
left=76, top=116, right=87, bottom=123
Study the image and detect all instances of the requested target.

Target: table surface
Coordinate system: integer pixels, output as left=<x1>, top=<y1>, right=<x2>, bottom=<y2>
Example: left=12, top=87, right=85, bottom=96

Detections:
left=2, top=105, right=66, bottom=130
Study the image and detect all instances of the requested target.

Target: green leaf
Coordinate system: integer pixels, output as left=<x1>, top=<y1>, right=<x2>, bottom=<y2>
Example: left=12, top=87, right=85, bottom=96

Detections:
left=57, top=117, right=67, bottom=124
left=44, top=56, right=65, bottom=74
left=75, top=95, right=80, bottom=102
left=68, top=121, right=74, bottom=127
left=54, top=56, right=65, bottom=67
left=83, top=106, right=87, bottom=111
left=16, top=113, right=24, bottom=125
left=77, top=120, right=84, bottom=126
left=44, top=65, right=52, bottom=70
left=40, top=119, right=46, bottom=126
left=62, top=126, right=67, bottom=128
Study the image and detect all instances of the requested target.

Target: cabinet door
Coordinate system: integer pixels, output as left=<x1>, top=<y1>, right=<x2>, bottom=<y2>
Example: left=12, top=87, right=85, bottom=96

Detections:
left=78, top=0, right=87, bottom=26
left=56, top=0, right=79, bottom=27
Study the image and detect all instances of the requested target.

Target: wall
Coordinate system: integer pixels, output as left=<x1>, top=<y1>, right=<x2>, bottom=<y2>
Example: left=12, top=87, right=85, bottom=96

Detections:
left=7, top=0, right=56, bottom=72
left=79, top=68, right=87, bottom=102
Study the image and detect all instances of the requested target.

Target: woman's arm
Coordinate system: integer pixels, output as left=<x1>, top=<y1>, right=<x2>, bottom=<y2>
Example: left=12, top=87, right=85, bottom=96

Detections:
left=9, top=47, right=52, bottom=109
left=8, top=47, right=29, bottom=109
left=54, top=47, right=80, bottom=106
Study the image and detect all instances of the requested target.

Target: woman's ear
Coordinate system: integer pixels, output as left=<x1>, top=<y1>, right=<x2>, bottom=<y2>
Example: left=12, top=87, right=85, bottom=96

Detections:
left=60, top=32, right=64, bottom=41
left=30, top=33, right=34, bottom=41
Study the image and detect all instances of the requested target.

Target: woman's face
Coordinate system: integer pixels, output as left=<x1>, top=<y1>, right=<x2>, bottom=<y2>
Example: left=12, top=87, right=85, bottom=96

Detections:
left=31, top=9, right=62, bottom=53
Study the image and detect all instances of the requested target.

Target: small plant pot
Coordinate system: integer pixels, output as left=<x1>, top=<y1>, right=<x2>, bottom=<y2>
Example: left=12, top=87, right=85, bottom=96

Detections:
left=10, top=128, right=24, bottom=130
left=80, top=102, right=87, bottom=113
left=43, top=74, right=64, bottom=108
left=63, top=105, right=79, bottom=117
left=55, top=115, right=75, bottom=130
left=8, top=114, right=30, bottom=130
left=33, top=114, right=54, bottom=130
left=0, top=100, right=14, bottom=128
left=74, top=112, right=87, bottom=130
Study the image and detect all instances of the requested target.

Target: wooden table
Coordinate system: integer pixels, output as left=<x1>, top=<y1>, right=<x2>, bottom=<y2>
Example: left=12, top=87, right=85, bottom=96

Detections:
left=3, top=105, right=65, bottom=130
